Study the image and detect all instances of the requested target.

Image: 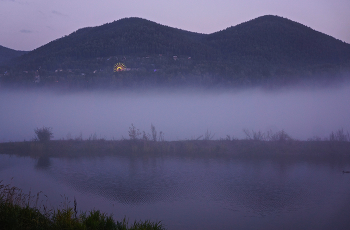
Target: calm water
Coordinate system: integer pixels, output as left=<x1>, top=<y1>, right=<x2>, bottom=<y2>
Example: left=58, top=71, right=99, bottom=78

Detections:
left=1, top=153, right=350, bottom=230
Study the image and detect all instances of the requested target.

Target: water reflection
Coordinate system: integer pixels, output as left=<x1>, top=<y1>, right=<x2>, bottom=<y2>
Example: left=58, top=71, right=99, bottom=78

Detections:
left=35, top=157, right=51, bottom=169
left=214, top=161, right=310, bottom=215
left=48, top=157, right=189, bottom=204
left=45, top=156, right=350, bottom=212
left=1, top=153, right=350, bottom=230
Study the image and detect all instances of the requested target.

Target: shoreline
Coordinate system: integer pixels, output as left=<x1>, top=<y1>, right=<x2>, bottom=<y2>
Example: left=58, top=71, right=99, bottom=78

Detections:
left=1, top=139, right=350, bottom=160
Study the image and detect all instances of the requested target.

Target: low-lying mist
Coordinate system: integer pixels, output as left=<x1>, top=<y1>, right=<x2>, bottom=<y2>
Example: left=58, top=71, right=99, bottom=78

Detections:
left=1, top=84, right=350, bottom=142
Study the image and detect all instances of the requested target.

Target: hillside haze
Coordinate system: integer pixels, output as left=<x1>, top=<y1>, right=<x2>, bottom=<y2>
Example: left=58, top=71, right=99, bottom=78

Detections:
left=2, top=15, right=350, bottom=88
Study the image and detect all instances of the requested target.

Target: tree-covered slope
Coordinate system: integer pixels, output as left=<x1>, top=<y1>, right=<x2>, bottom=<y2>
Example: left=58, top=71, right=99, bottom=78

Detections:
left=11, top=17, right=219, bottom=70
left=0, top=45, right=28, bottom=65
left=206, top=15, right=350, bottom=72
left=2, top=15, right=350, bottom=88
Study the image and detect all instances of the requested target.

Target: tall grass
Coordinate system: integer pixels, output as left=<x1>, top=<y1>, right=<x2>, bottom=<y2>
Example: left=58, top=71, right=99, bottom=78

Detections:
left=31, top=124, right=350, bottom=143
left=243, top=129, right=292, bottom=141
left=0, top=181, right=166, bottom=230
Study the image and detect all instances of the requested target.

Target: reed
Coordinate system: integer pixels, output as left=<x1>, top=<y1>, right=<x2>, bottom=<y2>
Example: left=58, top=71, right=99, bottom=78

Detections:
left=0, top=181, right=166, bottom=230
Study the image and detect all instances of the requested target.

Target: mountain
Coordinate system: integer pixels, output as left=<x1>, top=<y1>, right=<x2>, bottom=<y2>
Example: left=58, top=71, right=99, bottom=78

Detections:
left=0, top=45, right=28, bottom=65
left=206, top=15, right=350, bottom=72
left=2, top=15, right=350, bottom=88
left=9, top=18, right=217, bottom=69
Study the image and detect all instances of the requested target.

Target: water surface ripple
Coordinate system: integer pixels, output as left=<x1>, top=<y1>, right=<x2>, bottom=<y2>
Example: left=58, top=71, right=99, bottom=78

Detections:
left=1, top=154, right=350, bottom=230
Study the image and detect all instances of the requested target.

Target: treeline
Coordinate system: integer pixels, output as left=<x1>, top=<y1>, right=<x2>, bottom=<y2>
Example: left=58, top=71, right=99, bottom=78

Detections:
left=30, top=125, right=350, bottom=143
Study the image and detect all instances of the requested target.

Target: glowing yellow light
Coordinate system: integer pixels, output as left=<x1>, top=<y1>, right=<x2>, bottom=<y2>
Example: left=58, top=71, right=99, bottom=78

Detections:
left=114, top=63, right=126, bottom=72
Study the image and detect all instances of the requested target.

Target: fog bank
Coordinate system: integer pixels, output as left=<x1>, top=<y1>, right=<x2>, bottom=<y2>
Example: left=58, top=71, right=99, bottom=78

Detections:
left=1, top=86, right=350, bottom=142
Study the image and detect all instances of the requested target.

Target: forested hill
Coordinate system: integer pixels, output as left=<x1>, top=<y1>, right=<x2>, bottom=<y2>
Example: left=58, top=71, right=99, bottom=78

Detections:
left=0, top=45, right=28, bottom=66
left=207, top=15, right=350, bottom=69
left=9, top=18, right=216, bottom=69
left=2, top=15, right=350, bottom=88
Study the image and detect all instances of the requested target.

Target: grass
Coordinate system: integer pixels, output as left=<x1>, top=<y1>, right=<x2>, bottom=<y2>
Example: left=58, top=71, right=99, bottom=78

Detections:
left=0, top=181, right=166, bottom=230
left=1, top=138, right=350, bottom=169
left=0, top=134, right=350, bottom=156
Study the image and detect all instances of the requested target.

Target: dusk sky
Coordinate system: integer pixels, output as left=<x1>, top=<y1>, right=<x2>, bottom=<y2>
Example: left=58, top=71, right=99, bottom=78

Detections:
left=1, top=0, right=350, bottom=51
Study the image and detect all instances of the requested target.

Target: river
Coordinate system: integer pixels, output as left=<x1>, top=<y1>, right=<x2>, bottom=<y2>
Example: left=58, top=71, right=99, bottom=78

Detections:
left=1, top=153, right=350, bottom=230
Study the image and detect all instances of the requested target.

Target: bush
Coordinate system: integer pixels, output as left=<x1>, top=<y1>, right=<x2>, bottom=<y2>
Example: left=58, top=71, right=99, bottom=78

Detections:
left=329, top=129, right=350, bottom=141
left=128, top=124, right=141, bottom=141
left=34, top=126, right=54, bottom=142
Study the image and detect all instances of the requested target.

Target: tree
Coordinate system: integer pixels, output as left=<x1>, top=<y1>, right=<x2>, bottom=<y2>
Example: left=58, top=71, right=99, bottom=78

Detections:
left=34, top=126, right=53, bottom=142
left=151, top=124, right=157, bottom=141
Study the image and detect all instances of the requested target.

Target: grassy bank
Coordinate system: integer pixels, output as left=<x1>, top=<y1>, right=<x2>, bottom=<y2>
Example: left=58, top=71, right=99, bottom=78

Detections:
left=0, top=181, right=165, bottom=230
left=1, top=126, right=350, bottom=162
left=1, top=138, right=350, bottom=161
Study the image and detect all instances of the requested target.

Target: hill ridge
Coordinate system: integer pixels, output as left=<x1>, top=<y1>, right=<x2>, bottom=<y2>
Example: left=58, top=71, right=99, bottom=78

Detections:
left=0, top=45, right=28, bottom=65
left=1, top=15, right=350, bottom=88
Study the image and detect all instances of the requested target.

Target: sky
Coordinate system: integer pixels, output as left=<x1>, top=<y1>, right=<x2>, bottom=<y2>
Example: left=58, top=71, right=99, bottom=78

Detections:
left=1, top=0, right=350, bottom=51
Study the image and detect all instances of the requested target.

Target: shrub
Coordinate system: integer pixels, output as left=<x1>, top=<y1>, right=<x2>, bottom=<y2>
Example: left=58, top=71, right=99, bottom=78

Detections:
left=243, top=129, right=293, bottom=141
left=267, top=130, right=292, bottom=141
left=34, top=127, right=54, bottom=142
left=82, top=210, right=116, bottom=230
left=243, top=129, right=266, bottom=141
left=127, top=124, right=164, bottom=142
left=128, top=124, right=141, bottom=141
left=329, top=129, right=350, bottom=141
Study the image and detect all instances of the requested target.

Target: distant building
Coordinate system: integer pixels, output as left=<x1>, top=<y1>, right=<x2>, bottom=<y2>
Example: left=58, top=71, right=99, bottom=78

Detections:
left=114, top=63, right=127, bottom=72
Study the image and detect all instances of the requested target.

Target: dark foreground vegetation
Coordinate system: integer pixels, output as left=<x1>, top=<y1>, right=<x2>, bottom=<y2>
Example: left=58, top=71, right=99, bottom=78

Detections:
left=0, top=181, right=165, bottom=230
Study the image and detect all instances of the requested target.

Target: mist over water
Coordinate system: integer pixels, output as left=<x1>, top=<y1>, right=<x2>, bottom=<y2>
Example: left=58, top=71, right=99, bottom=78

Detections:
left=1, top=84, right=350, bottom=142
